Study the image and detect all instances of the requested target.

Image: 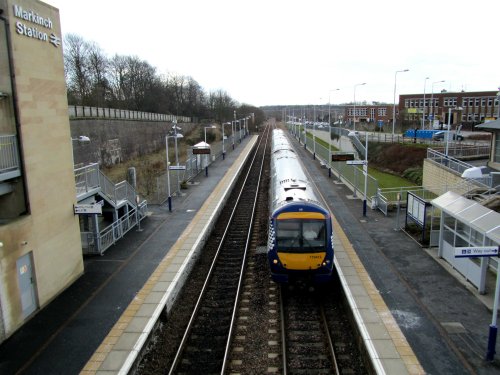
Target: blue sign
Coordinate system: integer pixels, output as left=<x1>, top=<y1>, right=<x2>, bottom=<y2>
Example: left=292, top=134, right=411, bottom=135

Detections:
left=454, top=246, right=499, bottom=258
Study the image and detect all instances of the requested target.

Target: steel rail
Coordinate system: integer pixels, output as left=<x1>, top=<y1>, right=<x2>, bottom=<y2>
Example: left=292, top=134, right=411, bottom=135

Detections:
left=167, top=127, right=268, bottom=375
left=221, top=124, right=271, bottom=373
left=320, top=303, right=340, bottom=375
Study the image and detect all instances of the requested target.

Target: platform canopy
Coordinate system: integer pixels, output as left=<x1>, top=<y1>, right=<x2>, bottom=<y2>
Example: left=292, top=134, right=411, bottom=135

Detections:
left=193, top=141, right=210, bottom=148
left=432, top=191, right=500, bottom=244
left=475, top=118, right=500, bottom=131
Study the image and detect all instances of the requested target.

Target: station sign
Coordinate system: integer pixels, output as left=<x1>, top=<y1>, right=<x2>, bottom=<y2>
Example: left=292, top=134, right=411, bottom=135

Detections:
left=193, top=148, right=210, bottom=155
left=74, top=202, right=103, bottom=214
left=454, top=246, right=499, bottom=258
left=169, top=165, right=186, bottom=170
left=331, top=153, right=355, bottom=162
left=346, top=160, right=366, bottom=166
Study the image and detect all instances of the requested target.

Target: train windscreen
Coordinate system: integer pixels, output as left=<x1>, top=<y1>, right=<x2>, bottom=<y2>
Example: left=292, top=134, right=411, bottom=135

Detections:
left=276, top=219, right=326, bottom=252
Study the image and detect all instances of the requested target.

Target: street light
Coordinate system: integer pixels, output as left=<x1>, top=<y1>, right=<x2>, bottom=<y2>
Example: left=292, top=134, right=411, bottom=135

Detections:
left=353, top=83, right=366, bottom=132
left=348, top=131, right=369, bottom=217
left=421, top=77, right=429, bottom=130
left=328, top=89, right=340, bottom=177
left=222, top=122, right=231, bottom=159
left=445, top=106, right=463, bottom=156
left=165, top=133, right=183, bottom=212
left=430, top=80, right=445, bottom=129
left=172, top=121, right=182, bottom=192
left=392, top=69, right=409, bottom=137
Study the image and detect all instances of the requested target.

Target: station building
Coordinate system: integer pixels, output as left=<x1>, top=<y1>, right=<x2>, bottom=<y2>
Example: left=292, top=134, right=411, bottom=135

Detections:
left=0, top=0, right=83, bottom=343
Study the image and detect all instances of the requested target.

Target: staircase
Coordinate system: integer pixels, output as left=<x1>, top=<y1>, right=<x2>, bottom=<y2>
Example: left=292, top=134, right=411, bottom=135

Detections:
left=75, top=163, right=147, bottom=255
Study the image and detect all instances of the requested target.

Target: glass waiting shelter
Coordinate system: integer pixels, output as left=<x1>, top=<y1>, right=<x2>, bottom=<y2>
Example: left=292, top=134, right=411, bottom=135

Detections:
left=431, top=191, right=500, bottom=294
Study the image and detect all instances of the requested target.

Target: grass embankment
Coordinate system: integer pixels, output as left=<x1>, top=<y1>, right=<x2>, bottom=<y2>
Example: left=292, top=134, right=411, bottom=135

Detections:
left=311, top=132, right=425, bottom=188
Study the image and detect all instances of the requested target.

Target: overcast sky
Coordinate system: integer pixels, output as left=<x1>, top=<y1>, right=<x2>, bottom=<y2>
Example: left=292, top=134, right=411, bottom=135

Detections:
left=48, top=0, right=499, bottom=107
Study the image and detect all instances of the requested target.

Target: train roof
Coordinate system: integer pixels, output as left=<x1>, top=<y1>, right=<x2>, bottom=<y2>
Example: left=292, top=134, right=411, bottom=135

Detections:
left=270, top=129, right=326, bottom=212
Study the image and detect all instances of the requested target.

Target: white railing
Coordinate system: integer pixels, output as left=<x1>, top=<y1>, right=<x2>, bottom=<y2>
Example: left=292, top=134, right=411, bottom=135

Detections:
left=68, top=105, right=191, bottom=123
left=0, top=134, right=20, bottom=178
left=81, top=202, right=147, bottom=255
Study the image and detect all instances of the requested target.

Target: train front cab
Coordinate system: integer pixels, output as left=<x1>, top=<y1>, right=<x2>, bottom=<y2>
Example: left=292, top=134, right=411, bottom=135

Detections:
left=268, top=204, right=334, bottom=284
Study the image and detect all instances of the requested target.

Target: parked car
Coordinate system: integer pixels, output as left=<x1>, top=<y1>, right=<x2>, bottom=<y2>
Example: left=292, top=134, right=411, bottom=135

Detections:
left=432, top=131, right=464, bottom=141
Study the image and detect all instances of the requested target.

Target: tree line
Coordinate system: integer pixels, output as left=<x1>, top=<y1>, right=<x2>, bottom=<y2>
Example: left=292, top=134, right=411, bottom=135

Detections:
left=63, top=34, right=263, bottom=124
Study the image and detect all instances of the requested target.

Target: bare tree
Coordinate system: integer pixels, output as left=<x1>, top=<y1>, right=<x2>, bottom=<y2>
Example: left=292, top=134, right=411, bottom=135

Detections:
left=64, top=33, right=91, bottom=105
left=87, top=42, right=109, bottom=107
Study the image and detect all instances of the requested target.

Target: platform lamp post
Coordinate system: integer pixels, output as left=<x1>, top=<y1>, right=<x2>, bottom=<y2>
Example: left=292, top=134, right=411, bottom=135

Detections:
left=165, top=133, right=183, bottom=212
left=222, top=122, right=231, bottom=160
left=172, top=120, right=182, bottom=194
left=430, top=80, right=445, bottom=129
left=328, top=89, right=340, bottom=177
left=486, top=261, right=500, bottom=361
left=353, top=83, right=366, bottom=132
left=237, top=120, right=242, bottom=143
left=421, top=77, right=429, bottom=130
left=392, top=69, right=409, bottom=137
left=204, top=125, right=216, bottom=177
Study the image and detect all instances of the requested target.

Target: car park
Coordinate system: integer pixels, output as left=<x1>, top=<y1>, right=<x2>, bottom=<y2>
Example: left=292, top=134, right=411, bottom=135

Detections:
left=432, top=131, right=464, bottom=141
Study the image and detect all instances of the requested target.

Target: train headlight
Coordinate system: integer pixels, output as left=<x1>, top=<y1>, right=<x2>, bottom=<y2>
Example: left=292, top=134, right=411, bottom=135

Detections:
left=322, top=260, right=330, bottom=266
left=273, top=259, right=279, bottom=265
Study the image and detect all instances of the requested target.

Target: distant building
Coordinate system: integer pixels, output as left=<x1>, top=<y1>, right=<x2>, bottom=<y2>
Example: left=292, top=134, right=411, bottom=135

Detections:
left=400, top=91, right=499, bottom=130
left=345, top=104, right=394, bottom=130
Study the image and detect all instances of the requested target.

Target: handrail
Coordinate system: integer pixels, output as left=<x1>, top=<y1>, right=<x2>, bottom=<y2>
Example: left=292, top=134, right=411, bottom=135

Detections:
left=75, top=162, right=139, bottom=206
left=0, top=134, right=20, bottom=173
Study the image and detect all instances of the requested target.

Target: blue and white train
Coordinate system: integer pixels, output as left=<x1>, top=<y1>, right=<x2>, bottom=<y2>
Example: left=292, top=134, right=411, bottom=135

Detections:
left=267, top=129, right=334, bottom=284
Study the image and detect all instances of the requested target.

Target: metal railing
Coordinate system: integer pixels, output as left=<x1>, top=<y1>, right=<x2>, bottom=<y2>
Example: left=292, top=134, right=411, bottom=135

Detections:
left=81, top=202, right=147, bottom=255
left=68, top=105, right=191, bottom=123
left=75, top=162, right=140, bottom=206
left=431, top=144, right=490, bottom=159
left=291, top=128, right=379, bottom=206
left=0, top=134, right=21, bottom=180
left=426, top=148, right=492, bottom=186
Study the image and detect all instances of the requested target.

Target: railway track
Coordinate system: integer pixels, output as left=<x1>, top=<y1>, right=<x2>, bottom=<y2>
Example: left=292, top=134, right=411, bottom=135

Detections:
left=165, top=124, right=271, bottom=374
left=137, top=122, right=368, bottom=374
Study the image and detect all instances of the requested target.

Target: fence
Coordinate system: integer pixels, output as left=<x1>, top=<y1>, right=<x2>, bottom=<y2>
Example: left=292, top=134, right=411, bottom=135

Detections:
left=294, top=128, right=379, bottom=206
left=426, top=148, right=492, bottom=186
left=68, top=105, right=191, bottom=123
left=287, top=125, right=496, bottom=218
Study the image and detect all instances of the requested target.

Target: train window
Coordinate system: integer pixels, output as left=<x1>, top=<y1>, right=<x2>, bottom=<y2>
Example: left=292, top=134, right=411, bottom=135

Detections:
left=276, top=219, right=326, bottom=252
